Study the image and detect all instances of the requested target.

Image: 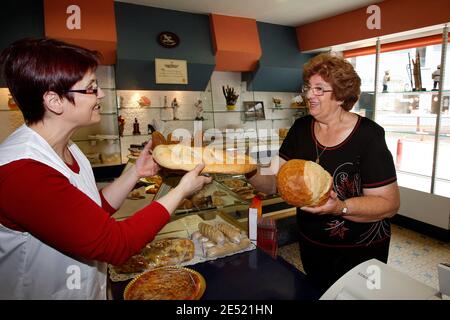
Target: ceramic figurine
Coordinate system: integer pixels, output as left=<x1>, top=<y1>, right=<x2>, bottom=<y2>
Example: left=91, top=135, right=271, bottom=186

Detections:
left=194, top=99, right=204, bottom=120
left=432, top=65, right=440, bottom=91
left=171, top=98, right=180, bottom=120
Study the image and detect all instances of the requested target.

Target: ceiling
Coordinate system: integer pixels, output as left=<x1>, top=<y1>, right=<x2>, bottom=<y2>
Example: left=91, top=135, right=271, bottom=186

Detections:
left=116, top=0, right=380, bottom=27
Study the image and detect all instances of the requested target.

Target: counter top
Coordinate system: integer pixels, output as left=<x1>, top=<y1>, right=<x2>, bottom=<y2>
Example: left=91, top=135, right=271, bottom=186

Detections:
left=109, top=248, right=321, bottom=300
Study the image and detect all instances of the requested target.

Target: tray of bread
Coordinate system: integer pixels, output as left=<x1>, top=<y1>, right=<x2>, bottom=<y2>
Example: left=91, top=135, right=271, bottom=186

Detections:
left=215, top=175, right=276, bottom=201
left=175, top=180, right=247, bottom=214
left=108, top=214, right=255, bottom=282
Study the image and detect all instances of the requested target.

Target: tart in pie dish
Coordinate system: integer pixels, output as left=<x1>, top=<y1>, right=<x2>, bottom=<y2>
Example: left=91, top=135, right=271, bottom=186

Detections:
left=123, top=266, right=205, bottom=300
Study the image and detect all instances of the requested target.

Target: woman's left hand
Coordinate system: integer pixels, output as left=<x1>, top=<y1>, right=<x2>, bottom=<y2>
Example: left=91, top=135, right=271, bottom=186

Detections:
left=301, top=190, right=342, bottom=215
left=134, top=140, right=160, bottom=178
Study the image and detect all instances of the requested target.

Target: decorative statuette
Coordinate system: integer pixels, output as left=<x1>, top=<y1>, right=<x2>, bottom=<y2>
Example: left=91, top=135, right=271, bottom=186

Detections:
left=222, top=85, right=239, bottom=111
left=171, top=98, right=180, bottom=120
left=194, top=99, right=204, bottom=120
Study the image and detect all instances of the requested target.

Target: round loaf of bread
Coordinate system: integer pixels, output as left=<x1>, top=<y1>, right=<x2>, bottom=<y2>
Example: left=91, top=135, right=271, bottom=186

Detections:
left=277, top=159, right=332, bottom=207
left=152, top=144, right=257, bottom=174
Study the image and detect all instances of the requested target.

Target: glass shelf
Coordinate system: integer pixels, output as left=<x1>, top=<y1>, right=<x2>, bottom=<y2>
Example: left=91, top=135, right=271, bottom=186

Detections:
left=119, top=106, right=170, bottom=110
left=100, top=112, right=117, bottom=115
left=161, top=119, right=207, bottom=122
left=121, top=133, right=151, bottom=137
left=203, top=110, right=244, bottom=113
left=0, top=109, right=117, bottom=115
left=245, top=118, right=290, bottom=122
left=268, top=107, right=307, bottom=110
left=73, top=138, right=120, bottom=143
left=378, top=90, right=450, bottom=94
left=0, top=108, right=21, bottom=112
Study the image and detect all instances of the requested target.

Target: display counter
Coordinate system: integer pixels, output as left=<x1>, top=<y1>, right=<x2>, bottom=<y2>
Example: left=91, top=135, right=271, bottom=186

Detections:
left=109, top=248, right=321, bottom=300
left=108, top=174, right=313, bottom=300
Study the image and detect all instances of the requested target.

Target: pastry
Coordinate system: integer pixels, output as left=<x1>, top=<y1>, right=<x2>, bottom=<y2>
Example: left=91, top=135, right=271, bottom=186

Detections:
left=216, top=223, right=241, bottom=244
left=198, top=222, right=225, bottom=245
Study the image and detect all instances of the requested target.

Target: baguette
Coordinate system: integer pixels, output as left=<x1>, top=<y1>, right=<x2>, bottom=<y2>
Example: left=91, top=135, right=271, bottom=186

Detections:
left=198, top=222, right=225, bottom=245
left=152, top=144, right=257, bottom=174
left=206, top=238, right=251, bottom=258
left=216, top=223, right=241, bottom=244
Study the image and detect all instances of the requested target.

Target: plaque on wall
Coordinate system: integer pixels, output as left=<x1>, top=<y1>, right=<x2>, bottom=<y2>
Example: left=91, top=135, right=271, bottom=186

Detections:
left=155, top=58, right=188, bottom=85
left=157, top=31, right=180, bottom=48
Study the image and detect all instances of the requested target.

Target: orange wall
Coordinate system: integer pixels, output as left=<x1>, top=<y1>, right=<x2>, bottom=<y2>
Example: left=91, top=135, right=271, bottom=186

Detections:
left=210, top=14, right=262, bottom=71
left=44, top=0, right=117, bottom=64
left=296, top=0, right=450, bottom=52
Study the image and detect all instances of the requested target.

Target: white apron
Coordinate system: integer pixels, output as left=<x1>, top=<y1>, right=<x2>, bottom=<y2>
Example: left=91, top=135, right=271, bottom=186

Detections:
left=0, top=125, right=107, bottom=299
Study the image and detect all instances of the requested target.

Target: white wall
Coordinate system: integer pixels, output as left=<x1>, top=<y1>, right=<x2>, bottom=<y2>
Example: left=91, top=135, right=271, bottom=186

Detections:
left=399, top=186, right=450, bottom=230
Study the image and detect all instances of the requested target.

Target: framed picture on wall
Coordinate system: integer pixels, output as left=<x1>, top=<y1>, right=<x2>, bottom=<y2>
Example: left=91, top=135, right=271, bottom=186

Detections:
left=243, top=101, right=265, bottom=121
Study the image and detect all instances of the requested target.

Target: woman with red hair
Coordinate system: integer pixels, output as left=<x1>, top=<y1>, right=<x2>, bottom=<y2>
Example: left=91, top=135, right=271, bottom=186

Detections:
left=0, top=38, right=211, bottom=299
left=247, top=53, right=400, bottom=293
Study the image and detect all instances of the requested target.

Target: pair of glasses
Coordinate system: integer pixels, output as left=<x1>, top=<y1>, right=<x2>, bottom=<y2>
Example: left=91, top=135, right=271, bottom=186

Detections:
left=301, top=85, right=333, bottom=96
left=67, top=81, right=99, bottom=96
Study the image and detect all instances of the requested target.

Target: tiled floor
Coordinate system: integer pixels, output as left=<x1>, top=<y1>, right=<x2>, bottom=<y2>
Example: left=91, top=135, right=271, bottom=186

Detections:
left=277, top=224, right=450, bottom=290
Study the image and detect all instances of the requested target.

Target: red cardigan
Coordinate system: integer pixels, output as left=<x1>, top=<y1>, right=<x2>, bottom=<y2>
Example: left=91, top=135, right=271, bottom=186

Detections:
left=0, top=159, right=170, bottom=265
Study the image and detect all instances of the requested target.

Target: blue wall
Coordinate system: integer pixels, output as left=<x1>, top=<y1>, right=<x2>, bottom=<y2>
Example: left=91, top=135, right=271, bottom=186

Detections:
left=245, top=22, right=314, bottom=92
left=0, top=0, right=44, bottom=86
left=115, top=3, right=215, bottom=90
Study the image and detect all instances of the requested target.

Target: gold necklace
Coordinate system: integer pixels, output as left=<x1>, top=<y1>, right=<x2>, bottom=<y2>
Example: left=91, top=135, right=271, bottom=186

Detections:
left=314, top=140, right=327, bottom=164
left=314, top=121, right=328, bottom=164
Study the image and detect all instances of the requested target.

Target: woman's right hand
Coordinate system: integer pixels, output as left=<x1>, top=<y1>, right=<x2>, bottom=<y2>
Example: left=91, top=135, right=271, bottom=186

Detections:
left=177, top=163, right=212, bottom=198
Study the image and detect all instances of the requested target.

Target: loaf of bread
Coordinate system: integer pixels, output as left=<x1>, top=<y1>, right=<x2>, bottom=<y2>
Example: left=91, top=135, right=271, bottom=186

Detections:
left=216, top=223, right=241, bottom=244
left=198, top=222, right=225, bottom=245
left=152, top=144, right=257, bottom=174
left=277, top=159, right=332, bottom=207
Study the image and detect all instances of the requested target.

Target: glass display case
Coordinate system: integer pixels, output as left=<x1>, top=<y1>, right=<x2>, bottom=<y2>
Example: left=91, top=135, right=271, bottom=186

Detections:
left=116, top=71, right=307, bottom=166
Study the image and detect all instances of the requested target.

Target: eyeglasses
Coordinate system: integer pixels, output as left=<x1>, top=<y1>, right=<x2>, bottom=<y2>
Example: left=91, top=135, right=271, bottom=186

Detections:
left=67, top=81, right=99, bottom=96
left=301, top=84, right=333, bottom=96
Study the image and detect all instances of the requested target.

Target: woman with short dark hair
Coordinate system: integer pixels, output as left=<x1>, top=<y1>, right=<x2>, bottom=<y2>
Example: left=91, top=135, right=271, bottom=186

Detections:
left=0, top=38, right=212, bottom=299
left=247, top=53, right=400, bottom=293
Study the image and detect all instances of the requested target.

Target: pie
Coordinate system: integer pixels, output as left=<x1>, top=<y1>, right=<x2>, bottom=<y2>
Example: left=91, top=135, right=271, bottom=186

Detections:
left=124, top=267, right=205, bottom=300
